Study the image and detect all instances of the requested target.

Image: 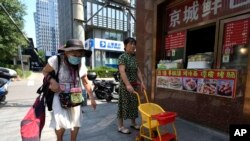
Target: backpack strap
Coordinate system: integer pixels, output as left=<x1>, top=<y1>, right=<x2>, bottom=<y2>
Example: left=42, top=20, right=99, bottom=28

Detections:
left=55, top=55, right=61, bottom=82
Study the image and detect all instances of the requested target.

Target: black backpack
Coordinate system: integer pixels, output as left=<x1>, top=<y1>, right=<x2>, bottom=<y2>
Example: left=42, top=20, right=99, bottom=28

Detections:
left=37, top=55, right=61, bottom=111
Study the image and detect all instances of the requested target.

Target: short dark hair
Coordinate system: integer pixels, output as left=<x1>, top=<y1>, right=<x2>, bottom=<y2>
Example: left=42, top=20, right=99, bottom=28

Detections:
left=124, top=37, right=136, bottom=46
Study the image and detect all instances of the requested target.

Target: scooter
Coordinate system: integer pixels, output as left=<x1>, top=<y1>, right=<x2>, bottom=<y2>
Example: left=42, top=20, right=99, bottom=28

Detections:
left=87, top=71, right=120, bottom=102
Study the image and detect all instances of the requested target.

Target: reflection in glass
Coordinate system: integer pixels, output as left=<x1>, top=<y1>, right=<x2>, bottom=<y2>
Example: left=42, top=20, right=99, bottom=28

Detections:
left=222, top=45, right=249, bottom=70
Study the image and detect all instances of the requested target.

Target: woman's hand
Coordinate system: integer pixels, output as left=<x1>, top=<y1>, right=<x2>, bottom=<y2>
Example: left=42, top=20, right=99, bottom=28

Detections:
left=140, top=83, right=145, bottom=92
left=90, top=98, right=97, bottom=110
left=126, top=84, right=134, bottom=93
left=49, top=78, right=61, bottom=93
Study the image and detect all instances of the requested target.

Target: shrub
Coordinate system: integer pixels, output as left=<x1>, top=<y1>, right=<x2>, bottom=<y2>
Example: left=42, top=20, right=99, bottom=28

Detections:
left=89, top=66, right=118, bottom=78
left=15, top=68, right=31, bottom=78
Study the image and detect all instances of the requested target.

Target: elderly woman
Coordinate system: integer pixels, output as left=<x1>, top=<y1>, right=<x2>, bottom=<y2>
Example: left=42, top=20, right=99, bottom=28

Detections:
left=117, top=37, right=145, bottom=134
left=42, top=39, right=96, bottom=141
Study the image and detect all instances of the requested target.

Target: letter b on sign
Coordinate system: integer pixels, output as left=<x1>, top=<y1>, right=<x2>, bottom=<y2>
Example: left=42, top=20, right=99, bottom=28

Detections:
left=230, top=124, right=250, bottom=141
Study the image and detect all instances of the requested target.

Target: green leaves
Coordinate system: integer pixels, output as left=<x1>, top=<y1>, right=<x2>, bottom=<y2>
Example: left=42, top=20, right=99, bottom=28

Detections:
left=0, top=0, right=28, bottom=62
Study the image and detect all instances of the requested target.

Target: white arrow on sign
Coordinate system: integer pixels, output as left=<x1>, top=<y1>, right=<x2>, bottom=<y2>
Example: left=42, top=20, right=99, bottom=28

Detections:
left=100, top=41, right=106, bottom=47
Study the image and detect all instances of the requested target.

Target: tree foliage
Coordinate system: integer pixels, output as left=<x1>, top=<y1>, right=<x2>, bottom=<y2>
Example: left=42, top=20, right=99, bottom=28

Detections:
left=38, top=50, right=46, bottom=62
left=0, top=0, right=27, bottom=63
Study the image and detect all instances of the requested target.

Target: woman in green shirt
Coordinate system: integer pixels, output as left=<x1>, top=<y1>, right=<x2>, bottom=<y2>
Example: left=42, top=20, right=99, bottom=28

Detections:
left=117, top=37, right=145, bottom=134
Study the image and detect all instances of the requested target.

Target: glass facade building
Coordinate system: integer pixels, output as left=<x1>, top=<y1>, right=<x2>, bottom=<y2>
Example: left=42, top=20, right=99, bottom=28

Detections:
left=34, top=0, right=59, bottom=57
left=58, top=0, right=136, bottom=68
left=85, top=0, right=135, bottom=40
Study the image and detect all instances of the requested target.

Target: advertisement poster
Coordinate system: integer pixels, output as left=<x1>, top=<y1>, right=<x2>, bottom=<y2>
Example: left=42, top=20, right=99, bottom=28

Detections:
left=169, top=77, right=183, bottom=90
left=197, top=79, right=217, bottom=95
left=183, top=77, right=198, bottom=92
left=156, top=69, right=237, bottom=98
left=157, top=76, right=169, bottom=88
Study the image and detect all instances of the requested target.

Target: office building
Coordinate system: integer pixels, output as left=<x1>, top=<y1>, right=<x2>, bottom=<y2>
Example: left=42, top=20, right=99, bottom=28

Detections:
left=58, top=0, right=136, bottom=68
left=34, top=0, right=59, bottom=58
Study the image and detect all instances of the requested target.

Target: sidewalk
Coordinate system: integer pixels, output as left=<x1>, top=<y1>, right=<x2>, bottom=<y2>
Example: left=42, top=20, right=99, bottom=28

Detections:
left=41, top=99, right=229, bottom=141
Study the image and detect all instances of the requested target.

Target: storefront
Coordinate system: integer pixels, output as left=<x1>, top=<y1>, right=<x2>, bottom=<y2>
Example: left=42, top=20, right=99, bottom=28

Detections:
left=84, top=38, right=124, bottom=68
left=136, top=0, right=250, bottom=132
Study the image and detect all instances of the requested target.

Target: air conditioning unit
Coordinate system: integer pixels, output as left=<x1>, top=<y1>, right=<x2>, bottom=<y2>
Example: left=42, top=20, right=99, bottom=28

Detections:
left=111, top=0, right=130, bottom=5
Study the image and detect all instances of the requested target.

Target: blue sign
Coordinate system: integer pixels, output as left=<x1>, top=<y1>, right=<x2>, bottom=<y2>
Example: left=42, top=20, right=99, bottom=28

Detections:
left=100, top=41, right=106, bottom=48
left=93, top=38, right=124, bottom=52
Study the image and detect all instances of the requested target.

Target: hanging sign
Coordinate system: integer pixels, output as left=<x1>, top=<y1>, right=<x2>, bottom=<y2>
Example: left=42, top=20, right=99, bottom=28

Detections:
left=165, top=31, right=186, bottom=49
left=223, top=18, right=250, bottom=50
left=167, top=0, right=250, bottom=31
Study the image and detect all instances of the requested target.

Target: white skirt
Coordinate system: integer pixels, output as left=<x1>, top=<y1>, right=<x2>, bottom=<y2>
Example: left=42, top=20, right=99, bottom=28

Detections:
left=49, top=94, right=83, bottom=130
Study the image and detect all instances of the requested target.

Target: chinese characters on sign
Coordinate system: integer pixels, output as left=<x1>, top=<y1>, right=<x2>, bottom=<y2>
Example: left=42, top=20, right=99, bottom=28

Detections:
left=167, top=0, right=250, bottom=30
left=169, top=0, right=222, bottom=28
left=223, top=18, right=250, bottom=50
left=156, top=69, right=237, bottom=98
left=165, top=31, right=186, bottom=49
left=157, top=69, right=236, bottom=79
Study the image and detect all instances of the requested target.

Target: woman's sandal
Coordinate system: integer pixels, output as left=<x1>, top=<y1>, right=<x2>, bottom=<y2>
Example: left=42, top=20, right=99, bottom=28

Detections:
left=130, top=125, right=140, bottom=130
left=118, top=127, right=131, bottom=134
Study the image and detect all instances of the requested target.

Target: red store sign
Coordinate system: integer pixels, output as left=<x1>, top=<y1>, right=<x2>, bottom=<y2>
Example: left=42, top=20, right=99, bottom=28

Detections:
left=156, top=69, right=238, bottom=98
left=157, top=69, right=237, bottom=79
left=167, top=0, right=250, bottom=31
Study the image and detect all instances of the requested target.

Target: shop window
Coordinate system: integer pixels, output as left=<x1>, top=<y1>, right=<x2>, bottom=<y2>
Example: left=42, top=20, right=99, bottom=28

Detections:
left=95, top=50, right=101, bottom=67
left=186, top=24, right=216, bottom=69
left=94, top=29, right=102, bottom=38
left=221, top=18, right=250, bottom=70
left=221, top=45, right=249, bottom=70
left=105, top=51, right=122, bottom=68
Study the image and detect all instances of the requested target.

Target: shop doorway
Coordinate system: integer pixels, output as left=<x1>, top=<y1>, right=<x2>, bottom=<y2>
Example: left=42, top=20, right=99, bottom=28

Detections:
left=185, top=24, right=216, bottom=68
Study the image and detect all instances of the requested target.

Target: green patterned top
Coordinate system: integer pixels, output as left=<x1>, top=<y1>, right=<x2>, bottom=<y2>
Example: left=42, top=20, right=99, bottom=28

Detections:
left=118, top=53, right=138, bottom=84
left=117, top=52, right=139, bottom=119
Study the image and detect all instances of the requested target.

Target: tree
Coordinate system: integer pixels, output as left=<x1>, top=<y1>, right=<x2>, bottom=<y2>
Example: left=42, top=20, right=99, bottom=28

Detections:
left=0, top=0, right=27, bottom=63
left=38, top=50, right=46, bottom=62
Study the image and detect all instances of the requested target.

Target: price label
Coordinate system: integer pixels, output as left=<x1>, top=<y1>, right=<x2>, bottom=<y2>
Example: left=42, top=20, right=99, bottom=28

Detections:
left=222, top=55, right=230, bottom=63
left=172, top=49, right=176, bottom=56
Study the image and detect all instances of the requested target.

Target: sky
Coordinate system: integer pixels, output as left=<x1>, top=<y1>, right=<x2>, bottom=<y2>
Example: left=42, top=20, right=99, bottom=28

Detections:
left=21, top=0, right=36, bottom=47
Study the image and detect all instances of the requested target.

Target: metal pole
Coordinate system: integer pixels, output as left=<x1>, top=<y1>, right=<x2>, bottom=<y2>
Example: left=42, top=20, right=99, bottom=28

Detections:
left=18, top=45, right=25, bottom=77
left=72, top=0, right=87, bottom=105
left=72, top=0, right=85, bottom=40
